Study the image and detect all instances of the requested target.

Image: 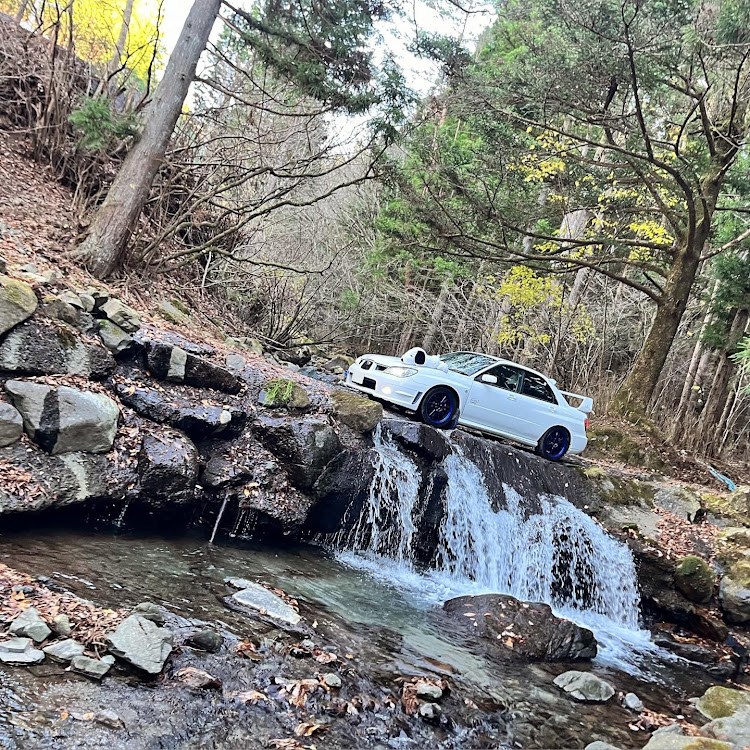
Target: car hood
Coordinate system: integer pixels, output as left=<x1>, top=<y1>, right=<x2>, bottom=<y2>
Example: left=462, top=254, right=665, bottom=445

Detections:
left=359, top=354, right=404, bottom=367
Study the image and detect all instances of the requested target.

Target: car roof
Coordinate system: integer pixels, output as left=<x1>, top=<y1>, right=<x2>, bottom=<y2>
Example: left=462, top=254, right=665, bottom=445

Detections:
left=446, top=352, right=555, bottom=383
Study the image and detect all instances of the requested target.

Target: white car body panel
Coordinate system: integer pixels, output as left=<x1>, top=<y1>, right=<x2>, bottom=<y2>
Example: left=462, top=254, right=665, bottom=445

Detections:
left=345, top=351, right=590, bottom=455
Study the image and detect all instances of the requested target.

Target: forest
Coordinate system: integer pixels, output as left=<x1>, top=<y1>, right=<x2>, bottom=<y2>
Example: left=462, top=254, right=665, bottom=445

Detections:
left=1, top=0, right=749, bottom=462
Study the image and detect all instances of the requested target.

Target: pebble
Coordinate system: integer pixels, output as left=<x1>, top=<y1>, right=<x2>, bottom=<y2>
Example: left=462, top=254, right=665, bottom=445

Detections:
left=186, top=629, right=223, bottom=653
left=9, top=607, right=51, bottom=643
left=52, top=614, right=72, bottom=637
left=43, top=639, right=85, bottom=663
left=415, top=681, right=443, bottom=701
left=70, top=655, right=112, bottom=679
left=419, top=702, right=442, bottom=722
left=623, top=692, right=644, bottom=712
left=324, top=673, right=342, bottom=689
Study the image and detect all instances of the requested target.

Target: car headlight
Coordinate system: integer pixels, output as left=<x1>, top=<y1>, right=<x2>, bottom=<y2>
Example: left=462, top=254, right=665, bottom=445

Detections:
left=384, top=366, right=418, bottom=378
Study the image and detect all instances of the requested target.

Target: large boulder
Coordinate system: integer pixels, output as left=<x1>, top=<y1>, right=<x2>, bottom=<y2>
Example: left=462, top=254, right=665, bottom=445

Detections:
left=0, top=402, right=22, bottom=447
left=553, top=671, right=614, bottom=702
left=641, top=728, right=733, bottom=750
left=6, top=380, right=119, bottom=454
left=116, top=383, right=245, bottom=440
left=138, top=431, right=199, bottom=505
left=0, top=275, right=37, bottom=336
left=702, top=709, right=750, bottom=747
left=695, top=686, right=750, bottom=720
left=146, top=343, right=241, bottom=394
left=97, top=320, right=135, bottom=354
left=99, top=299, right=141, bottom=333
left=330, top=390, right=382, bottom=433
left=0, top=319, right=114, bottom=379
left=106, top=614, right=172, bottom=674
left=256, top=415, right=342, bottom=489
left=0, top=442, right=113, bottom=514
left=444, top=594, right=597, bottom=661
left=383, top=419, right=451, bottom=461
left=674, top=556, right=715, bottom=603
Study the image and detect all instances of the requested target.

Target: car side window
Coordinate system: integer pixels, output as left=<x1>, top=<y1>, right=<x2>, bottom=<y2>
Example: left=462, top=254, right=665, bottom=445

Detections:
left=521, top=372, right=557, bottom=404
left=481, top=365, right=524, bottom=393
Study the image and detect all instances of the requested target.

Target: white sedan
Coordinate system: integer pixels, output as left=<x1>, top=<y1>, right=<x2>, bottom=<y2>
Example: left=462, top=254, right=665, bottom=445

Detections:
left=345, top=349, right=593, bottom=461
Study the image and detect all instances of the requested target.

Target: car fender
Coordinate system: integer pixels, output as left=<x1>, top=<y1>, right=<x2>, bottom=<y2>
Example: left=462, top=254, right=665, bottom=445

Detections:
left=412, top=372, right=471, bottom=410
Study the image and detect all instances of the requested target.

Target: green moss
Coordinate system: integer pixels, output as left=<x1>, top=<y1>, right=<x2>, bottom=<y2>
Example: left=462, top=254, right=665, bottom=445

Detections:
left=1, top=277, right=37, bottom=309
left=170, top=298, right=191, bottom=315
left=696, top=686, right=750, bottom=720
left=586, top=426, right=666, bottom=472
left=263, top=378, right=295, bottom=407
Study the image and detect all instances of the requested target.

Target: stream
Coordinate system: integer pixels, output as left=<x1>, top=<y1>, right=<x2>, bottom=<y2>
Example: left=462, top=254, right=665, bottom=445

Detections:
left=0, top=525, right=718, bottom=749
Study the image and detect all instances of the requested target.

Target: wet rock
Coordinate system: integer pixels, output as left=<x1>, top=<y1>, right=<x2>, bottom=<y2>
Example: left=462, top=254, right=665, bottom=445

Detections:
left=200, top=455, right=250, bottom=489
left=719, top=564, right=750, bottom=624
left=256, top=415, right=342, bottom=490
left=116, top=383, right=244, bottom=440
left=444, top=594, right=597, bottom=661
left=6, top=380, right=119, bottom=454
left=0, top=638, right=44, bottom=665
left=695, top=685, right=750, bottom=720
left=99, top=299, right=140, bottom=333
left=229, top=582, right=301, bottom=626
left=138, top=431, right=199, bottom=505
left=146, top=343, right=241, bottom=394
left=106, top=614, right=173, bottom=675
left=0, top=319, right=114, bottom=378
left=384, top=419, right=451, bottom=461
left=0, top=274, right=37, bottom=336
left=70, top=654, right=112, bottom=679
left=330, top=390, right=382, bottom=433
left=9, top=607, right=51, bottom=642
left=701, top=708, right=750, bottom=746
left=132, top=602, right=167, bottom=626
left=418, top=702, right=442, bottom=723
left=687, top=609, right=729, bottom=642
left=0, top=402, right=22, bottom=447
left=323, top=673, right=342, bottom=689
left=43, top=639, right=85, bottom=663
left=186, top=629, right=222, bottom=653
left=0, top=442, right=112, bottom=514
left=553, top=671, right=614, bottom=702
left=176, top=666, right=221, bottom=689
left=674, top=556, right=715, bottom=603
left=51, top=614, right=72, bottom=637
left=415, top=681, right=443, bottom=700
left=623, top=692, right=644, bottom=712
left=97, top=320, right=135, bottom=354
left=323, top=354, right=354, bottom=371
left=259, top=379, right=310, bottom=409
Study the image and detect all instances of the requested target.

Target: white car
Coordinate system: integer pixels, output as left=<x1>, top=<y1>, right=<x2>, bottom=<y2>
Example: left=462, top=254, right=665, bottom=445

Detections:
left=345, top=349, right=593, bottom=461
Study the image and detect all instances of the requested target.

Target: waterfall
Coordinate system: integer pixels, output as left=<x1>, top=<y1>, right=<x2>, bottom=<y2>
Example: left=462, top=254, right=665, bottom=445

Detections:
left=334, top=427, right=642, bottom=634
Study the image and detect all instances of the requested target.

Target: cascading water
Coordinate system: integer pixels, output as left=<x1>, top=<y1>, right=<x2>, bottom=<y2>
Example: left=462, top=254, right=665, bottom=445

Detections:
left=334, top=425, right=656, bottom=668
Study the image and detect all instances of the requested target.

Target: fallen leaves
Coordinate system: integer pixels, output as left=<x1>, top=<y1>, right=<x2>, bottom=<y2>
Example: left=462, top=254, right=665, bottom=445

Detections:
left=175, top=667, right=221, bottom=690
left=294, top=721, right=326, bottom=737
left=236, top=639, right=263, bottom=661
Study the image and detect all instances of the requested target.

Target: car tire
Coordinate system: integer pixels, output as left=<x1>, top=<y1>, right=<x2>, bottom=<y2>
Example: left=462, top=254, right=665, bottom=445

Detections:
left=536, top=426, right=571, bottom=461
left=418, top=386, right=459, bottom=429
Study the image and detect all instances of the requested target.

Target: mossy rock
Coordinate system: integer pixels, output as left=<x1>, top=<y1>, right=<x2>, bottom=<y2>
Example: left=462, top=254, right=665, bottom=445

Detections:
left=260, top=379, right=309, bottom=410
left=695, top=686, right=750, bottom=720
left=674, top=555, right=715, bottom=603
left=0, top=275, right=38, bottom=336
left=586, top=426, right=667, bottom=472
left=330, top=390, right=382, bottom=433
left=702, top=490, right=750, bottom=526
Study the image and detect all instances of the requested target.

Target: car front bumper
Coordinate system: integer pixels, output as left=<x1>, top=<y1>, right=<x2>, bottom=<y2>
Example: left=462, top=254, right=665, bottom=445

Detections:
left=345, top=363, right=424, bottom=410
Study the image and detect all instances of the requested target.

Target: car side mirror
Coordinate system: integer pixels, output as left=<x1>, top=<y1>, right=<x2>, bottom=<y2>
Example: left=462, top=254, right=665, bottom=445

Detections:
left=480, top=374, right=498, bottom=385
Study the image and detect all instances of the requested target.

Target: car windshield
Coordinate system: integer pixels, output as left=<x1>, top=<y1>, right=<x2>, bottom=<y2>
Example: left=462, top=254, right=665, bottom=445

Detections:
left=440, top=352, right=497, bottom=376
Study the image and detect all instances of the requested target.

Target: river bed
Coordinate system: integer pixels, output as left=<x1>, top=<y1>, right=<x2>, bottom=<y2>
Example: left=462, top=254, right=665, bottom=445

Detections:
left=0, top=526, right=719, bottom=749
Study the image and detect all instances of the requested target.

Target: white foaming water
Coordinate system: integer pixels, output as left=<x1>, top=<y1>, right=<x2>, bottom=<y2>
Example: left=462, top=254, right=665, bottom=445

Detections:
left=335, top=429, right=662, bottom=671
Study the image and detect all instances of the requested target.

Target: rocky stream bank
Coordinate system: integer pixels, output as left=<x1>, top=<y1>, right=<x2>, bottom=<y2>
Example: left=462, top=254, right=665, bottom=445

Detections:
left=1, top=267, right=750, bottom=748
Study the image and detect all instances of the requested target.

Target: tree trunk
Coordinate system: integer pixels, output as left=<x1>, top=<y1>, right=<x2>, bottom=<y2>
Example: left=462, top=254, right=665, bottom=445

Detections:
left=613, top=243, right=703, bottom=418
left=422, top=280, right=451, bottom=353
left=109, top=0, right=136, bottom=74
left=696, top=307, right=749, bottom=454
left=15, top=0, right=29, bottom=22
left=75, top=0, right=221, bottom=279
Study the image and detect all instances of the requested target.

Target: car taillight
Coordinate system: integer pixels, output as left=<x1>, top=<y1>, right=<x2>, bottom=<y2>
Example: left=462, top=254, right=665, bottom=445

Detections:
left=584, top=418, right=589, bottom=430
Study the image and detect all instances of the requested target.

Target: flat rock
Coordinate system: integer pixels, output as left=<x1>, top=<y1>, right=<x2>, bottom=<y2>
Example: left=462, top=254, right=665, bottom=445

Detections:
left=0, top=640, right=44, bottom=665
left=444, top=594, right=597, bottom=661
left=146, top=343, right=241, bottom=394
left=0, top=402, right=23, bottom=448
left=0, top=637, right=33, bottom=653
left=99, top=299, right=140, bottom=333
left=70, top=654, right=112, bottom=679
left=229, top=583, right=301, bottom=626
left=116, top=383, right=244, bottom=440
left=106, top=615, right=173, bottom=674
left=9, top=607, right=51, bottom=642
left=0, top=274, right=37, bottom=336
left=553, top=671, right=614, bottom=702
left=0, top=318, right=114, bottom=379
left=6, top=380, right=119, bottom=454
left=43, top=638, right=85, bottom=663
left=695, top=685, right=750, bottom=720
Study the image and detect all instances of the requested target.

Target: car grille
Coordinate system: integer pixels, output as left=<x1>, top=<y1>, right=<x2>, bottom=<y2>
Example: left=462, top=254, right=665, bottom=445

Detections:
left=361, top=377, right=377, bottom=390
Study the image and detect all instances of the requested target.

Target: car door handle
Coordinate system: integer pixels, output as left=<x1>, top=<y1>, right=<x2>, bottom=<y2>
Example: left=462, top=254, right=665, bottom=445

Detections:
left=507, top=394, right=517, bottom=401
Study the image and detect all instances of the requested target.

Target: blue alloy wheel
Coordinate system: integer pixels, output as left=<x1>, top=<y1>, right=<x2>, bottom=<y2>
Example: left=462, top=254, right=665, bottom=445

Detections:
left=538, top=426, right=570, bottom=461
left=419, top=387, right=458, bottom=428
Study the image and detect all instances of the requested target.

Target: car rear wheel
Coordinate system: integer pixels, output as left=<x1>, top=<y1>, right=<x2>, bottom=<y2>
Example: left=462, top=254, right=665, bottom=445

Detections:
left=419, top=387, right=459, bottom=429
left=536, top=426, right=570, bottom=461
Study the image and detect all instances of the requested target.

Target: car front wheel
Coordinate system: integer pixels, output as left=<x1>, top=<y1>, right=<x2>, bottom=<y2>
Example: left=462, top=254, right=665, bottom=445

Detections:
left=536, top=426, right=570, bottom=461
left=419, top=387, right=459, bottom=429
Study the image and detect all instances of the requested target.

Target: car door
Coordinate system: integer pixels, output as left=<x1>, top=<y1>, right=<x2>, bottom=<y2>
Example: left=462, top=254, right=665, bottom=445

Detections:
left=513, top=370, right=560, bottom=441
left=462, top=364, right=528, bottom=439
